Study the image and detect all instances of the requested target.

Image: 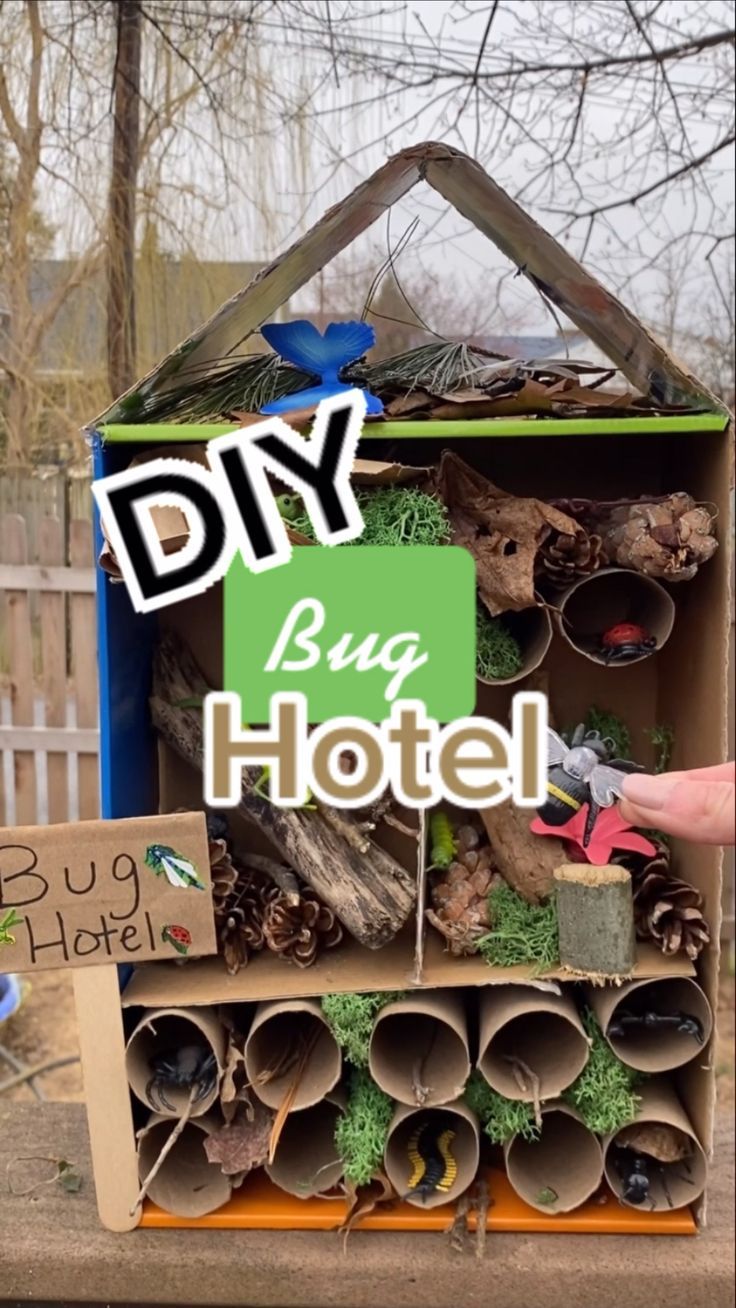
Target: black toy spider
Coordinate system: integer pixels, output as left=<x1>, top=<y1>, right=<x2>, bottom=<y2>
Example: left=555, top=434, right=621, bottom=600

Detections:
left=612, top=1144, right=694, bottom=1210
left=608, top=1009, right=704, bottom=1044
left=145, top=1045, right=218, bottom=1112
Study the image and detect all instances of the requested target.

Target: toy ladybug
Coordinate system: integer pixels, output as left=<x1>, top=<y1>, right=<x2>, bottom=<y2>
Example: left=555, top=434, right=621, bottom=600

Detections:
left=598, top=622, right=657, bottom=664
left=161, top=924, right=192, bottom=957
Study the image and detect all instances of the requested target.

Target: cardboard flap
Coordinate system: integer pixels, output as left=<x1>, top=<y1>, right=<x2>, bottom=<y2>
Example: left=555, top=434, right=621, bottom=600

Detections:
left=93, top=142, right=724, bottom=424
left=351, top=458, right=432, bottom=485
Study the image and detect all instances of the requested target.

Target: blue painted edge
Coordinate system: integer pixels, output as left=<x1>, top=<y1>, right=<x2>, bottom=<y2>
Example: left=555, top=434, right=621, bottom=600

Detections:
left=91, top=432, right=159, bottom=996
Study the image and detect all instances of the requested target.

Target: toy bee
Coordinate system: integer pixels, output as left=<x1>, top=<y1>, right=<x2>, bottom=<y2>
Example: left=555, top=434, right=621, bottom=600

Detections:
left=404, top=1114, right=458, bottom=1202
left=538, top=725, right=643, bottom=849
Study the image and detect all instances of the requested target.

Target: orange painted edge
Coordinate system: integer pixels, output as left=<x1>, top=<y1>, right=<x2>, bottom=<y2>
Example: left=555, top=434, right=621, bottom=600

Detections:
left=139, top=1169, right=697, bottom=1236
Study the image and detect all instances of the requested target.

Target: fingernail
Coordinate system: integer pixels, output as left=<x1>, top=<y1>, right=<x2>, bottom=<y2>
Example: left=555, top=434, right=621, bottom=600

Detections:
left=621, top=773, right=677, bottom=811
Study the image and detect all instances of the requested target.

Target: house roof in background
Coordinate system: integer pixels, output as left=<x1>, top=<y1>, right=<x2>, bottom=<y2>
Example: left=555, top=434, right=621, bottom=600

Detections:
left=0, top=259, right=263, bottom=375
left=94, top=141, right=724, bottom=424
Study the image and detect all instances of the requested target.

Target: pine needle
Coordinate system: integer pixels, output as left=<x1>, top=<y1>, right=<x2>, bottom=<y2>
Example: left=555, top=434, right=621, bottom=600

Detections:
left=355, top=342, right=512, bottom=396
left=112, top=354, right=313, bottom=425
left=267, top=1028, right=321, bottom=1163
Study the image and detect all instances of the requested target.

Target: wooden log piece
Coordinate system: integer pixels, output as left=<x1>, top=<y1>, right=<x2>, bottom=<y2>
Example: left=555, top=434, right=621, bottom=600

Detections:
left=553, top=863, right=636, bottom=980
left=479, top=799, right=565, bottom=903
left=150, top=635, right=416, bottom=950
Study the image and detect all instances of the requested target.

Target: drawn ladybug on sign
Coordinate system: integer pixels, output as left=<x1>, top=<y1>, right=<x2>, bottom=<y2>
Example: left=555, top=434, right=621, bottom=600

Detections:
left=598, top=623, right=657, bottom=664
left=161, top=924, right=192, bottom=956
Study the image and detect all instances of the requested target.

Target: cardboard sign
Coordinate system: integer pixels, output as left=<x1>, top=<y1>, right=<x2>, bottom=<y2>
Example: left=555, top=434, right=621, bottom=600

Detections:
left=0, top=812, right=216, bottom=974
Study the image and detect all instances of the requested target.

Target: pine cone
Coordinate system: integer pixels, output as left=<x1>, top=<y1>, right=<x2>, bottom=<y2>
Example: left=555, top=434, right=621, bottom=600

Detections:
left=537, top=527, right=603, bottom=587
left=209, top=839, right=238, bottom=921
left=262, top=889, right=343, bottom=968
left=550, top=494, right=718, bottom=582
left=625, top=843, right=710, bottom=960
left=218, top=869, right=271, bottom=975
left=427, top=822, right=500, bottom=955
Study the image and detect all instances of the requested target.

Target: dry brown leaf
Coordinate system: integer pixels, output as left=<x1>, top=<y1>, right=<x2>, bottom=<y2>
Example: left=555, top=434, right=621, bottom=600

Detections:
left=229, top=405, right=317, bottom=429
left=544, top=380, right=634, bottom=408
left=437, top=450, right=582, bottom=614
left=616, top=1122, right=692, bottom=1164
left=204, top=1100, right=274, bottom=1176
left=219, top=1030, right=251, bottom=1125
left=285, top=526, right=316, bottom=547
left=384, top=390, right=435, bottom=417
left=339, top=1169, right=396, bottom=1245
left=430, top=379, right=552, bottom=420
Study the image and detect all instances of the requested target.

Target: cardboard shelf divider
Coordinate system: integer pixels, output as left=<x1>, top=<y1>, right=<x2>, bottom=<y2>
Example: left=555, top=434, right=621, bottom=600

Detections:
left=121, top=938, right=695, bottom=1009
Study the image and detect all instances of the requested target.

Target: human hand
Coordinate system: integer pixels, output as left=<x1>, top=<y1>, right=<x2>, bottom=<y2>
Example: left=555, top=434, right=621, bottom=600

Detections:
left=620, top=762, right=735, bottom=845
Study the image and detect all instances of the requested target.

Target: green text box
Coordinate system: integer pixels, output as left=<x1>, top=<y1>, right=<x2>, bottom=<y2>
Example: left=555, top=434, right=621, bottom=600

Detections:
left=224, top=545, right=476, bottom=722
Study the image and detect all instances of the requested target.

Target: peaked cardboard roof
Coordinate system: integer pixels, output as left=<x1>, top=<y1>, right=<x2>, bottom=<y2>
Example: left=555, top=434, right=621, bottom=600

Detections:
left=96, top=141, right=724, bottom=424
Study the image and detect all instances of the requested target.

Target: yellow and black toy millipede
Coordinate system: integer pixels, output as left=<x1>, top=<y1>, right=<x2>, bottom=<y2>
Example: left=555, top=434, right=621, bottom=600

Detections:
left=404, top=1113, right=458, bottom=1202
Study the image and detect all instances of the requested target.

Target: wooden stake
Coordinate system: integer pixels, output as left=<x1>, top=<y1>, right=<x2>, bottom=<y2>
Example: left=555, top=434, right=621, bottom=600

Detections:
left=554, top=863, right=635, bottom=980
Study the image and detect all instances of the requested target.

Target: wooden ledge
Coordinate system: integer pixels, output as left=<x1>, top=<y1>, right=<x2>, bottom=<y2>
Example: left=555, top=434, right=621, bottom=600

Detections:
left=0, top=1101, right=733, bottom=1308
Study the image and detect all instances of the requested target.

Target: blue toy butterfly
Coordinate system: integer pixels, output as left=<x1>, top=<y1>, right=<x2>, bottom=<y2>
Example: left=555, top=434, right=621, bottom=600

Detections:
left=259, top=320, right=383, bottom=416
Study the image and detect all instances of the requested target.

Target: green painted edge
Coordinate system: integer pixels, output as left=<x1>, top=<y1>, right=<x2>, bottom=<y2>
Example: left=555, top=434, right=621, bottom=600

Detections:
left=97, top=413, right=729, bottom=443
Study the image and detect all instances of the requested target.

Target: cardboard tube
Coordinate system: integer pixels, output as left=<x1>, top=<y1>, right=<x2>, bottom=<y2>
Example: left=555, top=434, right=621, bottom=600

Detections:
left=126, top=1007, right=225, bottom=1119
left=556, top=567, right=675, bottom=666
left=478, top=986, right=589, bottom=1101
left=477, top=606, right=553, bottom=686
left=137, top=1111, right=232, bottom=1217
left=245, top=999, right=341, bottom=1111
left=603, top=1080, right=707, bottom=1211
left=505, top=1102, right=603, bottom=1214
left=383, top=1099, right=480, bottom=1210
left=369, top=992, right=471, bottom=1107
left=266, top=1091, right=345, bottom=1199
left=588, top=976, right=713, bottom=1073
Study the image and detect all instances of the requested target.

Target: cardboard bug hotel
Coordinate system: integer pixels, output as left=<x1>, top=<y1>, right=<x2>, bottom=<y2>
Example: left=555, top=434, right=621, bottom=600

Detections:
left=4, top=142, right=732, bottom=1240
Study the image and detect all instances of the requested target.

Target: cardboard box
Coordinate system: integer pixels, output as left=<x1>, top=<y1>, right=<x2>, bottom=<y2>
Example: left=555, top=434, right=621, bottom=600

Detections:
left=76, top=416, right=731, bottom=1232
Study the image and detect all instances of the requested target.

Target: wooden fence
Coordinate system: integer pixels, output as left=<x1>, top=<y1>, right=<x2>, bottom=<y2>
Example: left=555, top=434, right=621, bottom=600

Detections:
left=0, top=512, right=98, bottom=826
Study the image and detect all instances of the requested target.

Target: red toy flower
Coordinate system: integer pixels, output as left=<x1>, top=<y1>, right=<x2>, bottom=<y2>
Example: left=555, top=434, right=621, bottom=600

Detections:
left=530, top=803, right=656, bottom=865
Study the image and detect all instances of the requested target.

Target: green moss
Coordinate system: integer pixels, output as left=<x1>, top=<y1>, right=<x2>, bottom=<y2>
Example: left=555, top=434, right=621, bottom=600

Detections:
left=563, top=1009, right=643, bottom=1135
left=475, top=609, right=523, bottom=681
left=321, top=991, right=405, bottom=1068
left=583, top=707, right=631, bottom=760
left=291, top=486, right=450, bottom=548
left=478, top=883, right=559, bottom=971
left=464, top=1070, right=540, bottom=1145
left=647, top=724, right=675, bottom=773
left=335, top=1068, right=394, bottom=1187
